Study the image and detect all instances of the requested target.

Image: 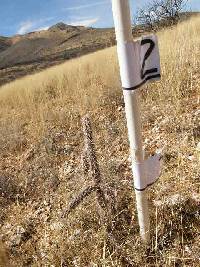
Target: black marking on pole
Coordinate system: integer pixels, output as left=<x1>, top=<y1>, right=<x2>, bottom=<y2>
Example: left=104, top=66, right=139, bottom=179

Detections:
left=134, top=177, right=160, bottom=192
left=122, top=74, right=161, bottom=91
left=140, top=38, right=157, bottom=80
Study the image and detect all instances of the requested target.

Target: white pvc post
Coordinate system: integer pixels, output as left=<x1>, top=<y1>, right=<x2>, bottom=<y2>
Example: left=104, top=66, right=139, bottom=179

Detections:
left=111, top=0, right=150, bottom=242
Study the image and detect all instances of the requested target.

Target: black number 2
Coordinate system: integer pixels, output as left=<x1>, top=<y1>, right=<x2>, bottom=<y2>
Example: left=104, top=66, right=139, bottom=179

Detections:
left=141, top=39, right=158, bottom=80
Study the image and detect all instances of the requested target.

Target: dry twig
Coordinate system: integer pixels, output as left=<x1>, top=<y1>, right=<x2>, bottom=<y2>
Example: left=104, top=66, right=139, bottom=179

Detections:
left=63, top=115, right=107, bottom=217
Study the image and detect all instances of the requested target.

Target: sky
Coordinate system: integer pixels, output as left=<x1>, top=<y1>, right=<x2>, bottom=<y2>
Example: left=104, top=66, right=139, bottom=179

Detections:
left=0, top=0, right=199, bottom=36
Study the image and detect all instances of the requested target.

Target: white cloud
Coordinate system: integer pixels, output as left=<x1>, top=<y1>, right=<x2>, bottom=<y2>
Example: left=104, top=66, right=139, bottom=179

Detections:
left=17, top=21, right=34, bottom=34
left=63, top=1, right=108, bottom=11
left=35, top=26, right=49, bottom=31
left=69, top=18, right=99, bottom=27
left=16, top=17, right=54, bottom=34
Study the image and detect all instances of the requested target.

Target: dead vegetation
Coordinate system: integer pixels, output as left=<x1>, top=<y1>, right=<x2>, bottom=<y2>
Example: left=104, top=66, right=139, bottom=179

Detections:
left=0, top=16, right=199, bottom=266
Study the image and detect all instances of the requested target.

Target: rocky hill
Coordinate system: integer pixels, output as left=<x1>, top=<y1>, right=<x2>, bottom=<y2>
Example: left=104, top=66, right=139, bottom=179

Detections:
left=0, top=12, right=199, bottom=86
left=0, top=23, right=116, bottom=86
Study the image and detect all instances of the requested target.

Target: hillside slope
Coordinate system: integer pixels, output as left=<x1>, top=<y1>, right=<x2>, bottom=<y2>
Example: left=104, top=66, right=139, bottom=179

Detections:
left=0, top=37, right=11, bottom=53
left=0, top=23, right=115, bottom=86
left=0, top=12, right=199, bottom=87
left=0, top=24, right=115, bottom=69
left=0, top=16, right=199, bottom=267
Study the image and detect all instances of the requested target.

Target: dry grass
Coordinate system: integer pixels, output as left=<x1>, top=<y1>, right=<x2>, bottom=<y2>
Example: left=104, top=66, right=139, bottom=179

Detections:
left=0, top=17, right=199, bottom=266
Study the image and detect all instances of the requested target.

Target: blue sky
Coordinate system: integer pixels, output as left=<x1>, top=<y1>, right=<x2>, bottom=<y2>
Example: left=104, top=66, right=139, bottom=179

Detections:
left=0, top=0, right=199, bottom=36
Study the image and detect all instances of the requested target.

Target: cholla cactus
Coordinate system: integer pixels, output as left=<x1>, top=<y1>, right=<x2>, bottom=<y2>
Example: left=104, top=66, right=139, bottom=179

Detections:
left=63, top=115, right=107, bottom=218
left=81, top=149, right=90, bottom=175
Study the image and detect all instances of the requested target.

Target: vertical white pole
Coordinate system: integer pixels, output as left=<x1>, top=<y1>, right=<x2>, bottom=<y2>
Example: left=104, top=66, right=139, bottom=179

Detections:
left=111, top=0, right=150, bottom=242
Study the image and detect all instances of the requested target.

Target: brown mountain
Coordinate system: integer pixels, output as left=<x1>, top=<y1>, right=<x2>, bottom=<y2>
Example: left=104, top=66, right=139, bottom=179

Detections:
left=0, top=23, right=116, bottom=86
left=0, top=36, right=12, bottom=53
left=0, top=13, right=198, bottom=86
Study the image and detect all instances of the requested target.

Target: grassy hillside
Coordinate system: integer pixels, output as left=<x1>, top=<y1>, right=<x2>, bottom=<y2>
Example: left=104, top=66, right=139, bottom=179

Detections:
left=0, top=23, right=116, bottom=87
left=0, top=13, right=199, bottom=87
left=0, top=24, right=115, bottom=70
left=0, top=16, right=199, bottom=266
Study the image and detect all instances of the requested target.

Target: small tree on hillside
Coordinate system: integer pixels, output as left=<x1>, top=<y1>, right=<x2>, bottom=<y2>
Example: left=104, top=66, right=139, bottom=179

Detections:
left=137, top=0, right=188, bottom=29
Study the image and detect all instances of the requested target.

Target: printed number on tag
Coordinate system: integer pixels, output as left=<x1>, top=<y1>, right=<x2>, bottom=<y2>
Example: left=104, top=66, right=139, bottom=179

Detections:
left=120, top=35, right=161, bottom=90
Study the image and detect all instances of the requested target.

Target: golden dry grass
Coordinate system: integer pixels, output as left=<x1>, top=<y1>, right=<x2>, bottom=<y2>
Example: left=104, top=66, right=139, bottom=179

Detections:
left=0, top=17, right=199, bottom=266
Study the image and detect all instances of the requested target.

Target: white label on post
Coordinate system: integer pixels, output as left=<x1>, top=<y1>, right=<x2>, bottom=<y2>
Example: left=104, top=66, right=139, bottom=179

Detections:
left=119, top=34, right=161, bottom=90
left=133, top=154, right=162, bottom=191
left=140, top=35, right=161, bottom=85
